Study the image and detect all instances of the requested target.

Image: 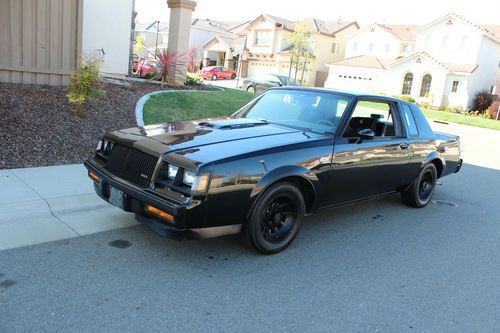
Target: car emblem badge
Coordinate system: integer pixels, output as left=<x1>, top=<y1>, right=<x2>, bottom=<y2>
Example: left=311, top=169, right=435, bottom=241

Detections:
left=140, top=173, right=148, bottom=179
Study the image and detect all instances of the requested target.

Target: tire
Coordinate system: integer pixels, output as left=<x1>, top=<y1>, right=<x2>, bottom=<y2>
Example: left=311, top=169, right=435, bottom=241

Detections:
left=211, top=74, right=217, bottom=81
left=242, top=182, right=305, bottom=254
left=246, top=85, right=256, bottom=93
left=231, top=73, right=236, bottom=79
left=401, top=163, right=437, bottom=208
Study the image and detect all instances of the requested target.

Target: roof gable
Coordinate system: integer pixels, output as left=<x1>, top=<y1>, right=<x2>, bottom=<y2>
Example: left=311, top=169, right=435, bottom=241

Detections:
left=416, top=13, right=500, bottom=44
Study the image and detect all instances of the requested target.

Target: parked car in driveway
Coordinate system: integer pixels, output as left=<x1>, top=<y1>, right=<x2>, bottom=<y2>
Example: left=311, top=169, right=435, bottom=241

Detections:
left=243, top=73, right=299, bottom=93
left=85, top=88, right=462, bottom=254
left=199, top=66, right=237, bottom=80
left=132, top=59, right=160, bottom=78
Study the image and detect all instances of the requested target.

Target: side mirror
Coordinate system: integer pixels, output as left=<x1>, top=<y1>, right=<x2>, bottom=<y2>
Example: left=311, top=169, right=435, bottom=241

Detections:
left=358, top=128, right=375, bottom=139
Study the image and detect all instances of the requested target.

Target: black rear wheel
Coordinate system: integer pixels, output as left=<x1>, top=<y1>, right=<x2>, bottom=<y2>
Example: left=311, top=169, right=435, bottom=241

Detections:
left=211, top=74, right=217, bottom=80
left=243, top=182, right=305, bottom=254
left=246, top=85, right=256, bottom=93
left=401, top=163, right=437, bottom=208
left=231, top=73, right=236, bottom=79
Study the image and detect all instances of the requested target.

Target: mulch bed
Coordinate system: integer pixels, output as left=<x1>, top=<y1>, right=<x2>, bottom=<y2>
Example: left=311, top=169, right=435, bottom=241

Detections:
left=0, top=81, right=213, bottom=169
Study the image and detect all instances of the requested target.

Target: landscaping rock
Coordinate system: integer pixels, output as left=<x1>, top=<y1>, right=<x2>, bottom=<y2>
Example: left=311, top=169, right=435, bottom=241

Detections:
left=0, top=82, right=213, bottom=169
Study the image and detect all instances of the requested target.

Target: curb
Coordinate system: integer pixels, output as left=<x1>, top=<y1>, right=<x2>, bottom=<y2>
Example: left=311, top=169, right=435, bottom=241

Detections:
left=135, top=87, right=225, bottom=126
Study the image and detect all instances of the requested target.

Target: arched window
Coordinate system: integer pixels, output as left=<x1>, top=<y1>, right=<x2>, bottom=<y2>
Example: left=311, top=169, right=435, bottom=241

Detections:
left=419, top=74, right=432, bottom=97
left=401, top=73, right=413, bottom=95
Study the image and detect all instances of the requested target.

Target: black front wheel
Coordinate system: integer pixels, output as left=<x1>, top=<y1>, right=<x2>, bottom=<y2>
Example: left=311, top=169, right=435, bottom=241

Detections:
left=243, top=182, right=305, bottom=254
left=231, top=73, right=236, bottom=79
left=401, top=163, right=437, bottom=208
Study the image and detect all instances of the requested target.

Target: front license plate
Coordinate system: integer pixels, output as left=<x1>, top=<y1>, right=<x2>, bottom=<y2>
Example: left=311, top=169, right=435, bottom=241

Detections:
left=109, top=186, right=125, bottom=209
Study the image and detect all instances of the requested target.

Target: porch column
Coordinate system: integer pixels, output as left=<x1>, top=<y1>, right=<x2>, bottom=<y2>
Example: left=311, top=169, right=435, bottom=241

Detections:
left=166, top=0, right=197, bottom=83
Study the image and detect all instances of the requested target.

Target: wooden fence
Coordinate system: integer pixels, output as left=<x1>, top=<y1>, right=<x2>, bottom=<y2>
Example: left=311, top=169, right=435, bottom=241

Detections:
left=0, top=0, right=83, bottom=85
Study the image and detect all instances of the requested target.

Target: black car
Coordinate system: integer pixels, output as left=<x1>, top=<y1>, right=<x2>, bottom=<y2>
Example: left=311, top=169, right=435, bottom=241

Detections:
left=243, top=73, right=299, bottom=94
left=85, top=88, right=462, bottom=254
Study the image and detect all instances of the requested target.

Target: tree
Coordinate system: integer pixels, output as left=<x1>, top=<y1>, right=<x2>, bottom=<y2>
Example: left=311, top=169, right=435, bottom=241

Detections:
left=133, top=35, right=145, bottom=54
left=285, top=22, right=316, bottom=85
left=187, top=47, right=198, bottom=73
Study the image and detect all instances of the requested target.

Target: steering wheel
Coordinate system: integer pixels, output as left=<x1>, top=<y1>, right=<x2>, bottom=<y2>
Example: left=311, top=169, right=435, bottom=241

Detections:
left=317, top=119, right=335, bottom=127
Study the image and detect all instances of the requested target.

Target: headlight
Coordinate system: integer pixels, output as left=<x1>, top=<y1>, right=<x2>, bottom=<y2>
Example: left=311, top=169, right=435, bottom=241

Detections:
left=168, top=165, right=179, bottom=179
left=183, top=170, right=196, bottom=186
left=96, top=139, right=113, bottom=156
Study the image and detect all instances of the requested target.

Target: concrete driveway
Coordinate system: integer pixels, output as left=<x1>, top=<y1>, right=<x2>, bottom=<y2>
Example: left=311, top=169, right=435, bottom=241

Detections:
left=1, top=121, right=499, bottom=332
left=203, top=78, right=244, bottom=90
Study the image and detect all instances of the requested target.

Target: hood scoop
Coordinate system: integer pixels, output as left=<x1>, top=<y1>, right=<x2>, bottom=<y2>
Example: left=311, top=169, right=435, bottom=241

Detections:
left=197, top=118, right=268, bottom=130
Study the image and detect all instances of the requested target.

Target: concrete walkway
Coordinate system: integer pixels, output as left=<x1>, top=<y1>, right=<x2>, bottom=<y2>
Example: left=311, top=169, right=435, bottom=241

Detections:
left=0, top=164, right=137, bottom=251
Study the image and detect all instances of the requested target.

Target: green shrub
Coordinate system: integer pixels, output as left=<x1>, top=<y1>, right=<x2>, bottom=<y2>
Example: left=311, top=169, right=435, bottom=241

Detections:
left=398, top=95, right=416, bottom=103
left=67, top=58, right=106, bottom=112
left=185, top=73, right=202, bottom=86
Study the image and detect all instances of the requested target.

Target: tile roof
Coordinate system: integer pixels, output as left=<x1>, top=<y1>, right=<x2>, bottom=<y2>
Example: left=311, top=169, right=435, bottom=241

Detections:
left=191, top=18, right=250, bottom=33
left=377, top=24, right=418, bottom=42
left=328, top=52, right=478, bottom=74
left=327, top=55, right=393, bottom=69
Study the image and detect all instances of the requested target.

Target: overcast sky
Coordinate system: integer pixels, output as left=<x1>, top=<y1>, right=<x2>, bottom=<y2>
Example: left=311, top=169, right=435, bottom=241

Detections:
left=134, top=0, right=500, bottom=25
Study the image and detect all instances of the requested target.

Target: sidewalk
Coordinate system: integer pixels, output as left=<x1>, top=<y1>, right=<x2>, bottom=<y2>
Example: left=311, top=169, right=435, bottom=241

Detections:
left=0, top=164, right=137, bottom=251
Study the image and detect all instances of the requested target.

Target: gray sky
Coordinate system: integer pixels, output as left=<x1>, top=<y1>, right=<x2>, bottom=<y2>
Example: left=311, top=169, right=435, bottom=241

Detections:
left=135, top=0, right=500, bottom=25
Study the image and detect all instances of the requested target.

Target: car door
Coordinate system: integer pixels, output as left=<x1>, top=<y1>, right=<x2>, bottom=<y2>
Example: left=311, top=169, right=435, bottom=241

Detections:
left=326, top=99, right=410, bottom=205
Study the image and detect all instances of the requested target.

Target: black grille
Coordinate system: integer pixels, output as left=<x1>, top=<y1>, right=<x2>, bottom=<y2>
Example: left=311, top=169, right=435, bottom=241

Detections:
left=104, top=145, right=158, bottom=187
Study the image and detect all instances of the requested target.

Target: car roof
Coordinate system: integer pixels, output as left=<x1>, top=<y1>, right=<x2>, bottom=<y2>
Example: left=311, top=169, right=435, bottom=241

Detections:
left=268, top=86, right=406, bottom=103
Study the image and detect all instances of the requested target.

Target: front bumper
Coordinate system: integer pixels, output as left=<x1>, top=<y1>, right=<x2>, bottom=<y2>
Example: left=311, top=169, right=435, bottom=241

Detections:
left=84, top=159, right=241, bottom=239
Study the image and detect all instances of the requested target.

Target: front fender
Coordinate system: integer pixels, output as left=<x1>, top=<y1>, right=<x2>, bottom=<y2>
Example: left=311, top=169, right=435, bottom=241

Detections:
left=247, top=165, right=320, bottom=217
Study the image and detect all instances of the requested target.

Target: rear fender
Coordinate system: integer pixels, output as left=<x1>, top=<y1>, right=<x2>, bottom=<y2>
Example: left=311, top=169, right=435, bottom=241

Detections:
left=423, top=151, right=446, bottom=177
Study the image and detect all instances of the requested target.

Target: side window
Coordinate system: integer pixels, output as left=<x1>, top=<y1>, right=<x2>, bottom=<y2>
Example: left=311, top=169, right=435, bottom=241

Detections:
left=402, top=104, right=419, bottom=137
left=343, top=100, right=398, bottom=138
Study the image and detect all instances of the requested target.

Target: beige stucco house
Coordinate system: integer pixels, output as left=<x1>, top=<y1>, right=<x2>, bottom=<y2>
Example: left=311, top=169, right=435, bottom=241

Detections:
left=202, top=14, right=359, bottom=87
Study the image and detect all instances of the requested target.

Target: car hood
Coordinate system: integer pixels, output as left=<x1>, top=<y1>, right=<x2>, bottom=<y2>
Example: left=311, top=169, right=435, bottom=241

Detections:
left=105, top=118, right=302, bottom=156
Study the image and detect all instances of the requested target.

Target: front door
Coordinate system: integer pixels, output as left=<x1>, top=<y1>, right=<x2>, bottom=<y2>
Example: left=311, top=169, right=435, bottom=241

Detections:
left=327, top=99, right=410, bottom=205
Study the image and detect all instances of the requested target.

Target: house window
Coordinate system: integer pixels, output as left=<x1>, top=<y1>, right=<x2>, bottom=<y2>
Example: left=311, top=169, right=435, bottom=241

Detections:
left=352, top=42, right=357, bottom=51
left=419, top=74, right=432, bottom=97
left=331, top=42, right=338, bottom=54
left=385, top=43, right=390, bottom=53
left=255, top=30, right=271, bottom=46
left=451, top=81, right=459, bottom=93
left=403, top=44, right=409, bottom=53
left=368, top=43, right=373, bottom=52
left=401, top=73, right=413, bottom=95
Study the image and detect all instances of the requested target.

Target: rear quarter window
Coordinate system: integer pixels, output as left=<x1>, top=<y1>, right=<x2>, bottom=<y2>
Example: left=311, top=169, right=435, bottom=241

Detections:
left=402, top=104, right=419, bottom=137
left=409, top=104, right=434, bottom=138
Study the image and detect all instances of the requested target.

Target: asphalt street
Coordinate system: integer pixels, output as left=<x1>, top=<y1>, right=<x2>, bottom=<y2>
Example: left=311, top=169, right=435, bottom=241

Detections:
left=1, top=123, right=500, bottom=332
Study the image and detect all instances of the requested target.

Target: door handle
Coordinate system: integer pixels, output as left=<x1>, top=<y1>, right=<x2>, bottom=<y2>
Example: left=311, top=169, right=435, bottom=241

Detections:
left=400, top=143, right=409, bottom=150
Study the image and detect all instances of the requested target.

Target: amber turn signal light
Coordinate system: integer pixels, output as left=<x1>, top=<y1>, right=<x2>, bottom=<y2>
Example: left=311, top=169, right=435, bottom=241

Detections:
left=89, top=171, right=100, bottom=183
left=145, top=205, right=174, bottom=222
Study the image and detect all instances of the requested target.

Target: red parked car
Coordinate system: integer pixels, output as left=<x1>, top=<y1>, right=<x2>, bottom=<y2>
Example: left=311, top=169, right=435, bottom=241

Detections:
left=132, top=59, right=160, bottom=77
left=199, top=66, right=237, bottom=80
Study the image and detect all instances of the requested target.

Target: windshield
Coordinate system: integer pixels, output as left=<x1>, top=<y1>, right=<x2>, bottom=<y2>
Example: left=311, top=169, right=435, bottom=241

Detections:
left=275, top=75, right=297, bottom=86
left=234, top=89, right=352, bottom=133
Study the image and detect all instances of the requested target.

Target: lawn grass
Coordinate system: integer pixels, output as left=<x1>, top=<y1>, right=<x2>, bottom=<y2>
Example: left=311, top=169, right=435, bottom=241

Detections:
left=143, top=88, right=254, bottom=125
left=421, top=108, right=500, bottom=130
left=142, top=87, right=500, bottom=131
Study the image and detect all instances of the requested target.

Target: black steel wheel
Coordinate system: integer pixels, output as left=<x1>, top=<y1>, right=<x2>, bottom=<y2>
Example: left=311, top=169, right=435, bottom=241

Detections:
left=243, top=182, right=305, bottom=254
left=231, top=73, right=236, bottom=79
left=211, top=74, right=218, bottom=81
left=401, top=163, right=437, bottom=208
